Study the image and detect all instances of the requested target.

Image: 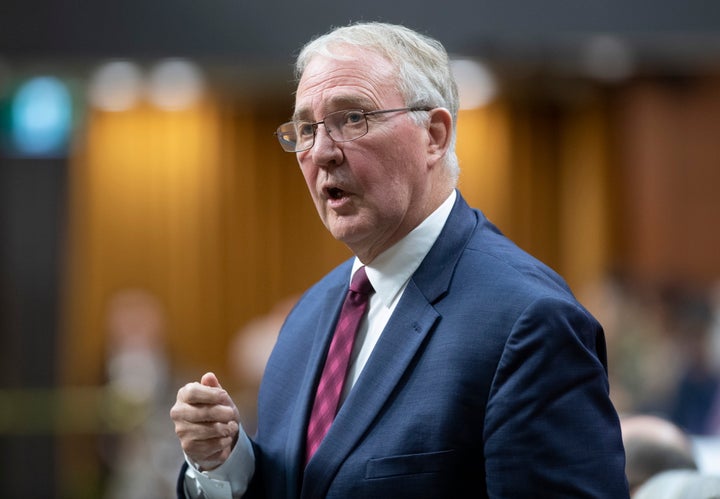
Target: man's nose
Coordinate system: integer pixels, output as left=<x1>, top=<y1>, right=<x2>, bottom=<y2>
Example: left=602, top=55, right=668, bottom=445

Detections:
left=313, top=123, right=336, bottom=149
left=310, top=124, right=342, bottom=164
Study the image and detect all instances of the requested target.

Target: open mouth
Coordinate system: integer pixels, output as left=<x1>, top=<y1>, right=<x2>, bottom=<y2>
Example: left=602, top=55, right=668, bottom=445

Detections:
left=326, top=187, right=346, bottom=200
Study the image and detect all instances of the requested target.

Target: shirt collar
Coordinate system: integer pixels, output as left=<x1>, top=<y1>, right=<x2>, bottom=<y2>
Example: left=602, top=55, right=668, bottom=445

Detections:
left=352, top=189, right=457, bottom=308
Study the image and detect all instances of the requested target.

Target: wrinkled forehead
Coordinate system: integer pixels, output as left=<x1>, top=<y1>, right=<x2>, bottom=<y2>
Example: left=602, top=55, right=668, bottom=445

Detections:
left=293, top=48, right=402, bottom=120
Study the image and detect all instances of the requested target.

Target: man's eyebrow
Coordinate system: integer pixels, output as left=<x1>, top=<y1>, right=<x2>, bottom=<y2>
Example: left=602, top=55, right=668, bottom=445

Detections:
left=292, top=97, right=375, bottom=122
left=292, top=108, right=312, bottom=122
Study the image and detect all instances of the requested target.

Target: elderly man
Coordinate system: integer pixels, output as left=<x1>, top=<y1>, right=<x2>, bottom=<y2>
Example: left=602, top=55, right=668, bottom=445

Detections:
left=171, top=22, right=629, bottom=498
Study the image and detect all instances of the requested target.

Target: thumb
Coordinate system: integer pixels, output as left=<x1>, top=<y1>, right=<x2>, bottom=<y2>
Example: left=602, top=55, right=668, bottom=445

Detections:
left=200, top=372, right=222, bottom=388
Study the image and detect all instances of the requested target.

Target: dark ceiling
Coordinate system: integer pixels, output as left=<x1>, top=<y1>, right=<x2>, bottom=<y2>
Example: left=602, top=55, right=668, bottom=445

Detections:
left=2, top=0, right=720, bottom=83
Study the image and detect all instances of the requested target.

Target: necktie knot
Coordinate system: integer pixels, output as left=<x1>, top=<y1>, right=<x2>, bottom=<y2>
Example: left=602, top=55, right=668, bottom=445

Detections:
left=349, top=266, right=374, bottom=295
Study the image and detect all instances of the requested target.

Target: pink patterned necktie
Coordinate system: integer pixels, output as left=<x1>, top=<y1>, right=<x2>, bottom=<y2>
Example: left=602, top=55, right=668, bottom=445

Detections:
left=305, top=266, right=374, bottom=463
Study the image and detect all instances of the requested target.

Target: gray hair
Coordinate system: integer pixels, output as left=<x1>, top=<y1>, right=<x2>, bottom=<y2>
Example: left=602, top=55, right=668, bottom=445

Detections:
left=295, top=22, right=460, bottom=180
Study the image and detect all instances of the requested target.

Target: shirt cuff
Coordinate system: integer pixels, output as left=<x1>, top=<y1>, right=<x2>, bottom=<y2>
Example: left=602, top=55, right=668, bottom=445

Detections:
left=184, top=426, right=255, bottom=499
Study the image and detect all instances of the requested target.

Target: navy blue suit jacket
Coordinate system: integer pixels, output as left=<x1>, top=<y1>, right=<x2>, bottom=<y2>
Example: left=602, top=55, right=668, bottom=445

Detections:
left=180, top=192, right=629, bottom=498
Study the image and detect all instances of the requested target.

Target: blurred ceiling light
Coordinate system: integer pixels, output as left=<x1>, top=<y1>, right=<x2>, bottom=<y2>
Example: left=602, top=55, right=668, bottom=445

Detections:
left=88, top=61, right=144, bottom=111
left=450, top=58, right=498, bottom=110
left=11, top=76, right=72, bottom=156
left=581, top=36, right=634, bottom=82
left=146, top=58, right=205, bottom=110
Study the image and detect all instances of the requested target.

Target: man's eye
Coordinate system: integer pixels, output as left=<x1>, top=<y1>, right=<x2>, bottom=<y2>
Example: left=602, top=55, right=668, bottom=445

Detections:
left=343, top=111, right=365, bottom=125
left=297, top=123, right=314, bottom=137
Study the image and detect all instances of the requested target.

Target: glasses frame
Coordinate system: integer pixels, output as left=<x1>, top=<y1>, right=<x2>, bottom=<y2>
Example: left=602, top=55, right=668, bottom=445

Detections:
left=274, top=106, right=434, bottom=153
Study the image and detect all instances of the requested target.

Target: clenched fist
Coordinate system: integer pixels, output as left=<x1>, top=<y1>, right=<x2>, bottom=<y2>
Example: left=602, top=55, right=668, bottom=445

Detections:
left=170, top=372, right=240, bottom=471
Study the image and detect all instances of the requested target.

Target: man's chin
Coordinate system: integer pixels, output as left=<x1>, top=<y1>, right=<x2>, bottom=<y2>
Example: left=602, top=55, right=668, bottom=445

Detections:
left=326, top=218, right=363, bottom=244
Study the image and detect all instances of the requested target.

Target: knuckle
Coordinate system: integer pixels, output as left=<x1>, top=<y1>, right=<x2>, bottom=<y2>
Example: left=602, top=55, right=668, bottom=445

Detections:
left=169, top=404, right=181, bottom=419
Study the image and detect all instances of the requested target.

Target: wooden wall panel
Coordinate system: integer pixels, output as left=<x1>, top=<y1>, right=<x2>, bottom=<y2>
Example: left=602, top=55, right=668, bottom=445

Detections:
left=615, top=77, right=720, bottom=288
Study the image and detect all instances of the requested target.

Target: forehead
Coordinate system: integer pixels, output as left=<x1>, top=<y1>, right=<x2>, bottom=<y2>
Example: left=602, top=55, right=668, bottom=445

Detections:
left=294, top=47, right=402, bottom=119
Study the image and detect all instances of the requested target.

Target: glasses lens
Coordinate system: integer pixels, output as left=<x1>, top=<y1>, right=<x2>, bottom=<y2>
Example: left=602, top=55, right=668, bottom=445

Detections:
left=276, top=122, right=299, bottom=152
left=276, top=122, right=317, bottom=152
left=295, top=122, right=316, bottom=151
left=325, top=110, right=368, bottom=142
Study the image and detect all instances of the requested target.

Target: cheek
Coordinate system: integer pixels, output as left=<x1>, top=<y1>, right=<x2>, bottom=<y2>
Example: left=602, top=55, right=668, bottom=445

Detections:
left=376, top=126, right=424, bottom=169
left=365, top=145, right=421, bottom=191
left=299, top=165, right=329, bottom=220
left=360, top=167, right=412, bottom=218
left=299, top=162, right=318, bottom=194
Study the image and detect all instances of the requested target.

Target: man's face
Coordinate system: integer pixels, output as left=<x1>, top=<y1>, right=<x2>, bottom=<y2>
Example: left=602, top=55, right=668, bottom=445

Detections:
left=294, top=46, right=433, bottom=263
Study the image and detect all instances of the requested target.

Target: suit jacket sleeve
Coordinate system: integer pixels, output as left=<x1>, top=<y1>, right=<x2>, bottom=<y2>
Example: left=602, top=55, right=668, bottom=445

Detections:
left=483, top=296, right=627, bottom=497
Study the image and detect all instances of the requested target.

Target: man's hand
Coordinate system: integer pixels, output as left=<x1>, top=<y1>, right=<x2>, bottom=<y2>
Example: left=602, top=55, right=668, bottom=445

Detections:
left=170, top=372, right=241, bottom=471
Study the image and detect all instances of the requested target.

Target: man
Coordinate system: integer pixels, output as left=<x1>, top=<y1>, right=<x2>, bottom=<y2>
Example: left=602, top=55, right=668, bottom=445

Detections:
left=621, top=414, right=698, bottom=495
left=171, top=22, right=629, bottom=498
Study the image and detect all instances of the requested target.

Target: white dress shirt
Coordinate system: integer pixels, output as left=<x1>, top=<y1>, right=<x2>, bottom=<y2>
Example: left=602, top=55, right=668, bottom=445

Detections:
left=185, top=190, right=457, bottom=499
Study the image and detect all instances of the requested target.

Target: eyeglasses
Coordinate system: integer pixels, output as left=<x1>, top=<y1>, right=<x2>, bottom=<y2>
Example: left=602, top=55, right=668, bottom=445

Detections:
left=274, top=106, right=433, bottom=153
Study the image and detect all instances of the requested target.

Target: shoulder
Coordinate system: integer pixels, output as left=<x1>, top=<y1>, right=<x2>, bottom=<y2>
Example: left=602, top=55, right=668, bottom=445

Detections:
left=459, top=214, right=576, bottom=306
left=441, top=193, right=573, bottom=300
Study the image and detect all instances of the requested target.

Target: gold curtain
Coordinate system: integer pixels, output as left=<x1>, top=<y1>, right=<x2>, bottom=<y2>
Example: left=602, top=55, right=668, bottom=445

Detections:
left=615, top=77, right=720, bottom=286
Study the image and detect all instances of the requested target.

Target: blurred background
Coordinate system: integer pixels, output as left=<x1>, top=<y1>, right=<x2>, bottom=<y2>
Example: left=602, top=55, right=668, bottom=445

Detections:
left=1, top=0, right=720, bottom=497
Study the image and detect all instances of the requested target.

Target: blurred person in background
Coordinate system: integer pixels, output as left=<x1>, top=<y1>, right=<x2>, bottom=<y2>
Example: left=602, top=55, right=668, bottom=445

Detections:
left=666, top=290, right=720, bottom=436
left=621, top=413, right=698, bottom=495
left=582, top=273, right=683, bottom=418
left=170, top=21, right=628, bottom=498
left=102, top=288, right=181, bottom=498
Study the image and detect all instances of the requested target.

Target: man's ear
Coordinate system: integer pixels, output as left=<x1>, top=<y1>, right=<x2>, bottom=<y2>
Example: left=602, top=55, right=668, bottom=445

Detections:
left=426, top=108, right=453, bottom=165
